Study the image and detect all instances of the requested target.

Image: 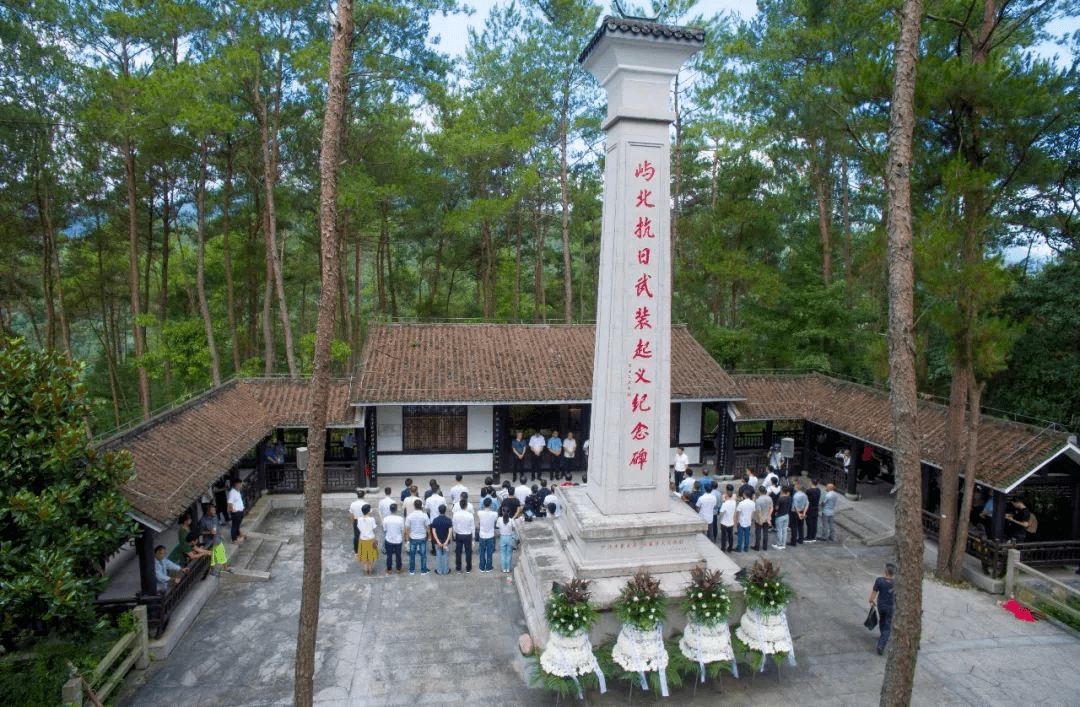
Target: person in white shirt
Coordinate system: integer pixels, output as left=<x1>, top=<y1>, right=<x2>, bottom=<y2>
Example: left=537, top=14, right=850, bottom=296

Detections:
left=545, top=494, right=563, bottom=518
left=227, top=479, right=246, bottom=543
left=356, top=504, right=378, bottom=575
left=349, top=489, right=367, bottom=553
left=678, top=469, right=696, bottom=496
left=673, top=447, right=690, bottom=488
left=452, top=499, right=475, bottom=573
left=381, top=503, right=404, bottom=574
left=561, top=432, right=577, bottom=480
left=696, top=486, right=718, bottom=540
left=476, top=498, right=499, bottom=572
left=746, top=470, right=759, bottom=494
left=425, top=488, right=445, bottom=522
left=736, top=491, right=756, bottom=552
left=449, top=474, right=469, bottom=506
left=514, top=481, right=532, bottom=505
left=718, top=487, right=737, bottom=553
left=405, top=499, right=430, bottom=575
left=377, top=487, right=396, bottom=522
left=528, top=431, right=546, bottom=480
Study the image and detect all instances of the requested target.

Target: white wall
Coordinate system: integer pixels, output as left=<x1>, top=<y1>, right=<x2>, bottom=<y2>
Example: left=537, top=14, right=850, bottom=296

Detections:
left=467, top=405, right=493, bottom=449
left=669, top=402, right=703, bottom=465
left=378, top=452, right=493, bottom=476
left=377, top=406, right=404, bottom=452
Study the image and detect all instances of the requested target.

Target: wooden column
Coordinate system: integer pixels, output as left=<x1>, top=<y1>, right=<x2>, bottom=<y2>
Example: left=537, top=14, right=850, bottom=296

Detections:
left=847, top=437, right=861, bottom=495
left=992, top=489, right=1008, bottom=540
left=721, top=405, right=734, bottom=477
left=135, top=525, right=157, bottom=597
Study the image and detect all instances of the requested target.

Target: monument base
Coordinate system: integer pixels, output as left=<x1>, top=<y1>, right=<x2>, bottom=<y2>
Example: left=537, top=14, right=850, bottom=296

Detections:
left=515, top=486, right=741, bottom=648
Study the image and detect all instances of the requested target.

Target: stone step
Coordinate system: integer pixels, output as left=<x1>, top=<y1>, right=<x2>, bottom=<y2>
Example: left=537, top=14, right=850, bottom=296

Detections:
left=221, top=532, right=288, bottom=581
left=834, top=506, right=895, bottom=546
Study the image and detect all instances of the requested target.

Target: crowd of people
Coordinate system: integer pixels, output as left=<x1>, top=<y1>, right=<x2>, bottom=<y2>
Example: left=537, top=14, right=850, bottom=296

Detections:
left=158, top=478, right=249, bottom=591
left=678, top=466, right=840, bottom=552
left=350, top=473, right=569, bottom=576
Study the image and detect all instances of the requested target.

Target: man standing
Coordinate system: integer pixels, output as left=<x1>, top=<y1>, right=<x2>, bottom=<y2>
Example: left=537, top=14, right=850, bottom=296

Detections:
left=562, top=432, right=577, bottom=481
left=511, top=431, right=527, bottom=482
left=820, top=483, right=838, bottom=541
left=677, top=469, right=696, bottom=497
left=736, top=491, right=756, bottom=553
left=738, top=471, right=755, bottom=500
left=342, top=430, right=356, bottom=460
left=452, top=498, right=475, bottom=573
left=476, top=498, right=499, bottom=572
left=449, top=474, right=469, bottom=507
left=695, top=482, right=718, bottom=541
left=430, top=505, right=453, bottom=575
left=546, top=431, right=562, bottom=481
left=528, top=430, right=546, bottom=480
left=804, top=478, right=821, bottom=542
left=753, top=486, right=773, bottom=552
left=227, top=479, right=246, bottom=544
left=868, top=563, right=896, bottom=655
left=718, top=486, right=737, bottom=553
left=673, top=447, right=690, bottom=489
left=773, top=486, right=792, bottom=550
left=381, top=503, right=404, bottom=574
left=514, top=478, right=532, bottom=506
left=790, top=480, right=808, bottom=546
left=405, top=499, right=430, bottom=575
left=378, top=487, right=396, bottom=522
left=349, top=489, right=367, bottom=553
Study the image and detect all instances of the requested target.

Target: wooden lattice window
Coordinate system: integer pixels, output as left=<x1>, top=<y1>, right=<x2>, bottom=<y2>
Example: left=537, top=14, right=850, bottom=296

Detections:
left=403, top=406, right=467, bottom=451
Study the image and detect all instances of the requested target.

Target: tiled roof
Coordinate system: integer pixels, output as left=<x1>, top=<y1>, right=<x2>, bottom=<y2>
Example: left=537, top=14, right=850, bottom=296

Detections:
left=730, top=373, right=1071, bottom=491
left=351, top=323, right=742, bottom=404
left=100, top=379, right=352, bottom=525
left=579, top=16, right=706, bottom=64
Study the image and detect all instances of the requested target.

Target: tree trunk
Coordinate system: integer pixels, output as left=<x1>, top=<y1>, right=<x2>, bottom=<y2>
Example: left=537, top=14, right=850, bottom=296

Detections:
left=936, top=362, right=968, bottom=575
left=160, top=176, right=172, bottom=397
left=881, top=0, right=925, bottom=703
left=514, top=209, right=523, bottom=318
left=295, top=1, right=352, bottom=703
left=949, top=373, right=983, bottom=578
left=263, top=203, right=274, bottom=376
left=533, top=193, right=545, bottom=322
left=558, top=74, right=573, bottom=323
left=222, top=134, right=241, bottom=374
left=124, top=135, right=151, bottom=419
left=481, top=219, right=495, bottom=318
left=841, top=157, right=852, bottom=296
left=195, top=138, right=221, bottom=386
left=254, top=84, right=297, bottom=377
left=813, top=149, right=833, bottom=284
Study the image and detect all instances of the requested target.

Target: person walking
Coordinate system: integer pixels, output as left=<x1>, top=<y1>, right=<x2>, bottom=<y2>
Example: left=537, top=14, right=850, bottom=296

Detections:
left=381, top=503, right=404, bottom=575
left=356, top=504, right=378, bottom=576
left=497, top=506, right=516, bottom=573
left=736, top=490, right=756, bottom=552
left=868, top=563, right=896, bottom=655
left=477, top=497, right=498, bottom=572
left=430, top=504, right=453, bottom=575
left=405, top=499, right=430, bottom=575
left=820, top=483, right=838, bottom=541
left=452, top=498, right=475, bottom=573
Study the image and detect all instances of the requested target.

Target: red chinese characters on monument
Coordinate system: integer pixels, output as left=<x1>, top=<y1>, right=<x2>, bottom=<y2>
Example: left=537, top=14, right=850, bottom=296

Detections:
left=627, top=159, right=659, bottom=472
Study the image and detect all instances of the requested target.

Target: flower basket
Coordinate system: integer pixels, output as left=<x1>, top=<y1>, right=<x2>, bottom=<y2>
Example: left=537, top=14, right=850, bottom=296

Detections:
left=678, top=566, right=737, bottom=681
left=611, top=570, right=671, bottom=696
left=735, top=559, right=796, bottom=671
left=536, top=579, right=606, bottom=698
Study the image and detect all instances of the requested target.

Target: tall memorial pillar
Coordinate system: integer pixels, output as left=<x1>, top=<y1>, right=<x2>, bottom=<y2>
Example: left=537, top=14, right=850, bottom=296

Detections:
left=515, top=17, right=738, bottom=647
left=580, top=19, right=701, bottom=515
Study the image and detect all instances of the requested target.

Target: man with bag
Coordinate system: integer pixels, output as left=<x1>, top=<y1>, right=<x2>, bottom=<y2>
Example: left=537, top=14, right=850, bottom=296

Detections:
left=868, top=563, right=896, bottom=655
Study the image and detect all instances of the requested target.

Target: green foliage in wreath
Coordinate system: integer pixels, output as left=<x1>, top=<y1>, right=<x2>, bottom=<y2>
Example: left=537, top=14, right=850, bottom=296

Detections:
left=614, top=569, right=667, bottom=631
left=732, top=634, right=789, bottom=671
left=528, top=653, right=601, bottom=698
left=680, top=565, right=731, bottom=627
left=739, top=558, right=794, bottom=616
left=543, top=578, right=599, bottom=637
left=596, top=639, right=687, bottom=695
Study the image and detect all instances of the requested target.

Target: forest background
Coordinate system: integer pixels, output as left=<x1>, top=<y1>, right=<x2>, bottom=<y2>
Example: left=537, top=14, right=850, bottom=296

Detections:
left=2, top=0, right=1079, bottom=440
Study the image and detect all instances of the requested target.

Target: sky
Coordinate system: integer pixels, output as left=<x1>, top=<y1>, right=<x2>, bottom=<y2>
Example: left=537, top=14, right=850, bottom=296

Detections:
left=426, top=1, right=758, bottom=60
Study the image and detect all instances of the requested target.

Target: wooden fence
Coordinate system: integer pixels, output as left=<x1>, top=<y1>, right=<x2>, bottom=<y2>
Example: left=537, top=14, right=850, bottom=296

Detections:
left=62, top=604, right=149, bottom=706
left=1005, top=548, right=1080, bottom=632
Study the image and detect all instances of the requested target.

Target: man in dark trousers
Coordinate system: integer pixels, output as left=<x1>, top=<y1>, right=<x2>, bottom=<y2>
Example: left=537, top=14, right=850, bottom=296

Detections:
left=804, top=478, right=821, bottom=542
left=868, top=563, right=896, bottom=655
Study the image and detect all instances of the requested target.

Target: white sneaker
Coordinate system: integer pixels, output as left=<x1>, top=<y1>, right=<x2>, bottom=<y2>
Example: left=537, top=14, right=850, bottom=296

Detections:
left=772, top=544, right=785, bottom=550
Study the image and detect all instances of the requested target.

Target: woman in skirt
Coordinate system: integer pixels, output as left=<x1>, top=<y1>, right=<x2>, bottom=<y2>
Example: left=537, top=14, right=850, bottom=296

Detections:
left=356, top=504, right=378, bottom=575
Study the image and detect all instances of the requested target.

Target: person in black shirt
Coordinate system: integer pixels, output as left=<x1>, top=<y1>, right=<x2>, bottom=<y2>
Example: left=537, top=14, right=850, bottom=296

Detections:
left=868, top=563, right=896, bottom=655
left=804, top=478, right=822, bottom=542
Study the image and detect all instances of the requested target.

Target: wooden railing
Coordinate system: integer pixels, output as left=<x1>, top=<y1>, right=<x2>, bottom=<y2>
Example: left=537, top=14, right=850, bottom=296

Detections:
left=1006, top=548, right=1080, bottom=632
left=922, top=511, right=1080, bottom=579
left=63, top=605, right=149, bottom=706
left=138, top=556, right=211, bottom=637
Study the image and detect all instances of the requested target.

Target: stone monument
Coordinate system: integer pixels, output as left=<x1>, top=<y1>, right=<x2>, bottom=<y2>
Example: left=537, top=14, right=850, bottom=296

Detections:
left=516, top=16, right=739, bottom=647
